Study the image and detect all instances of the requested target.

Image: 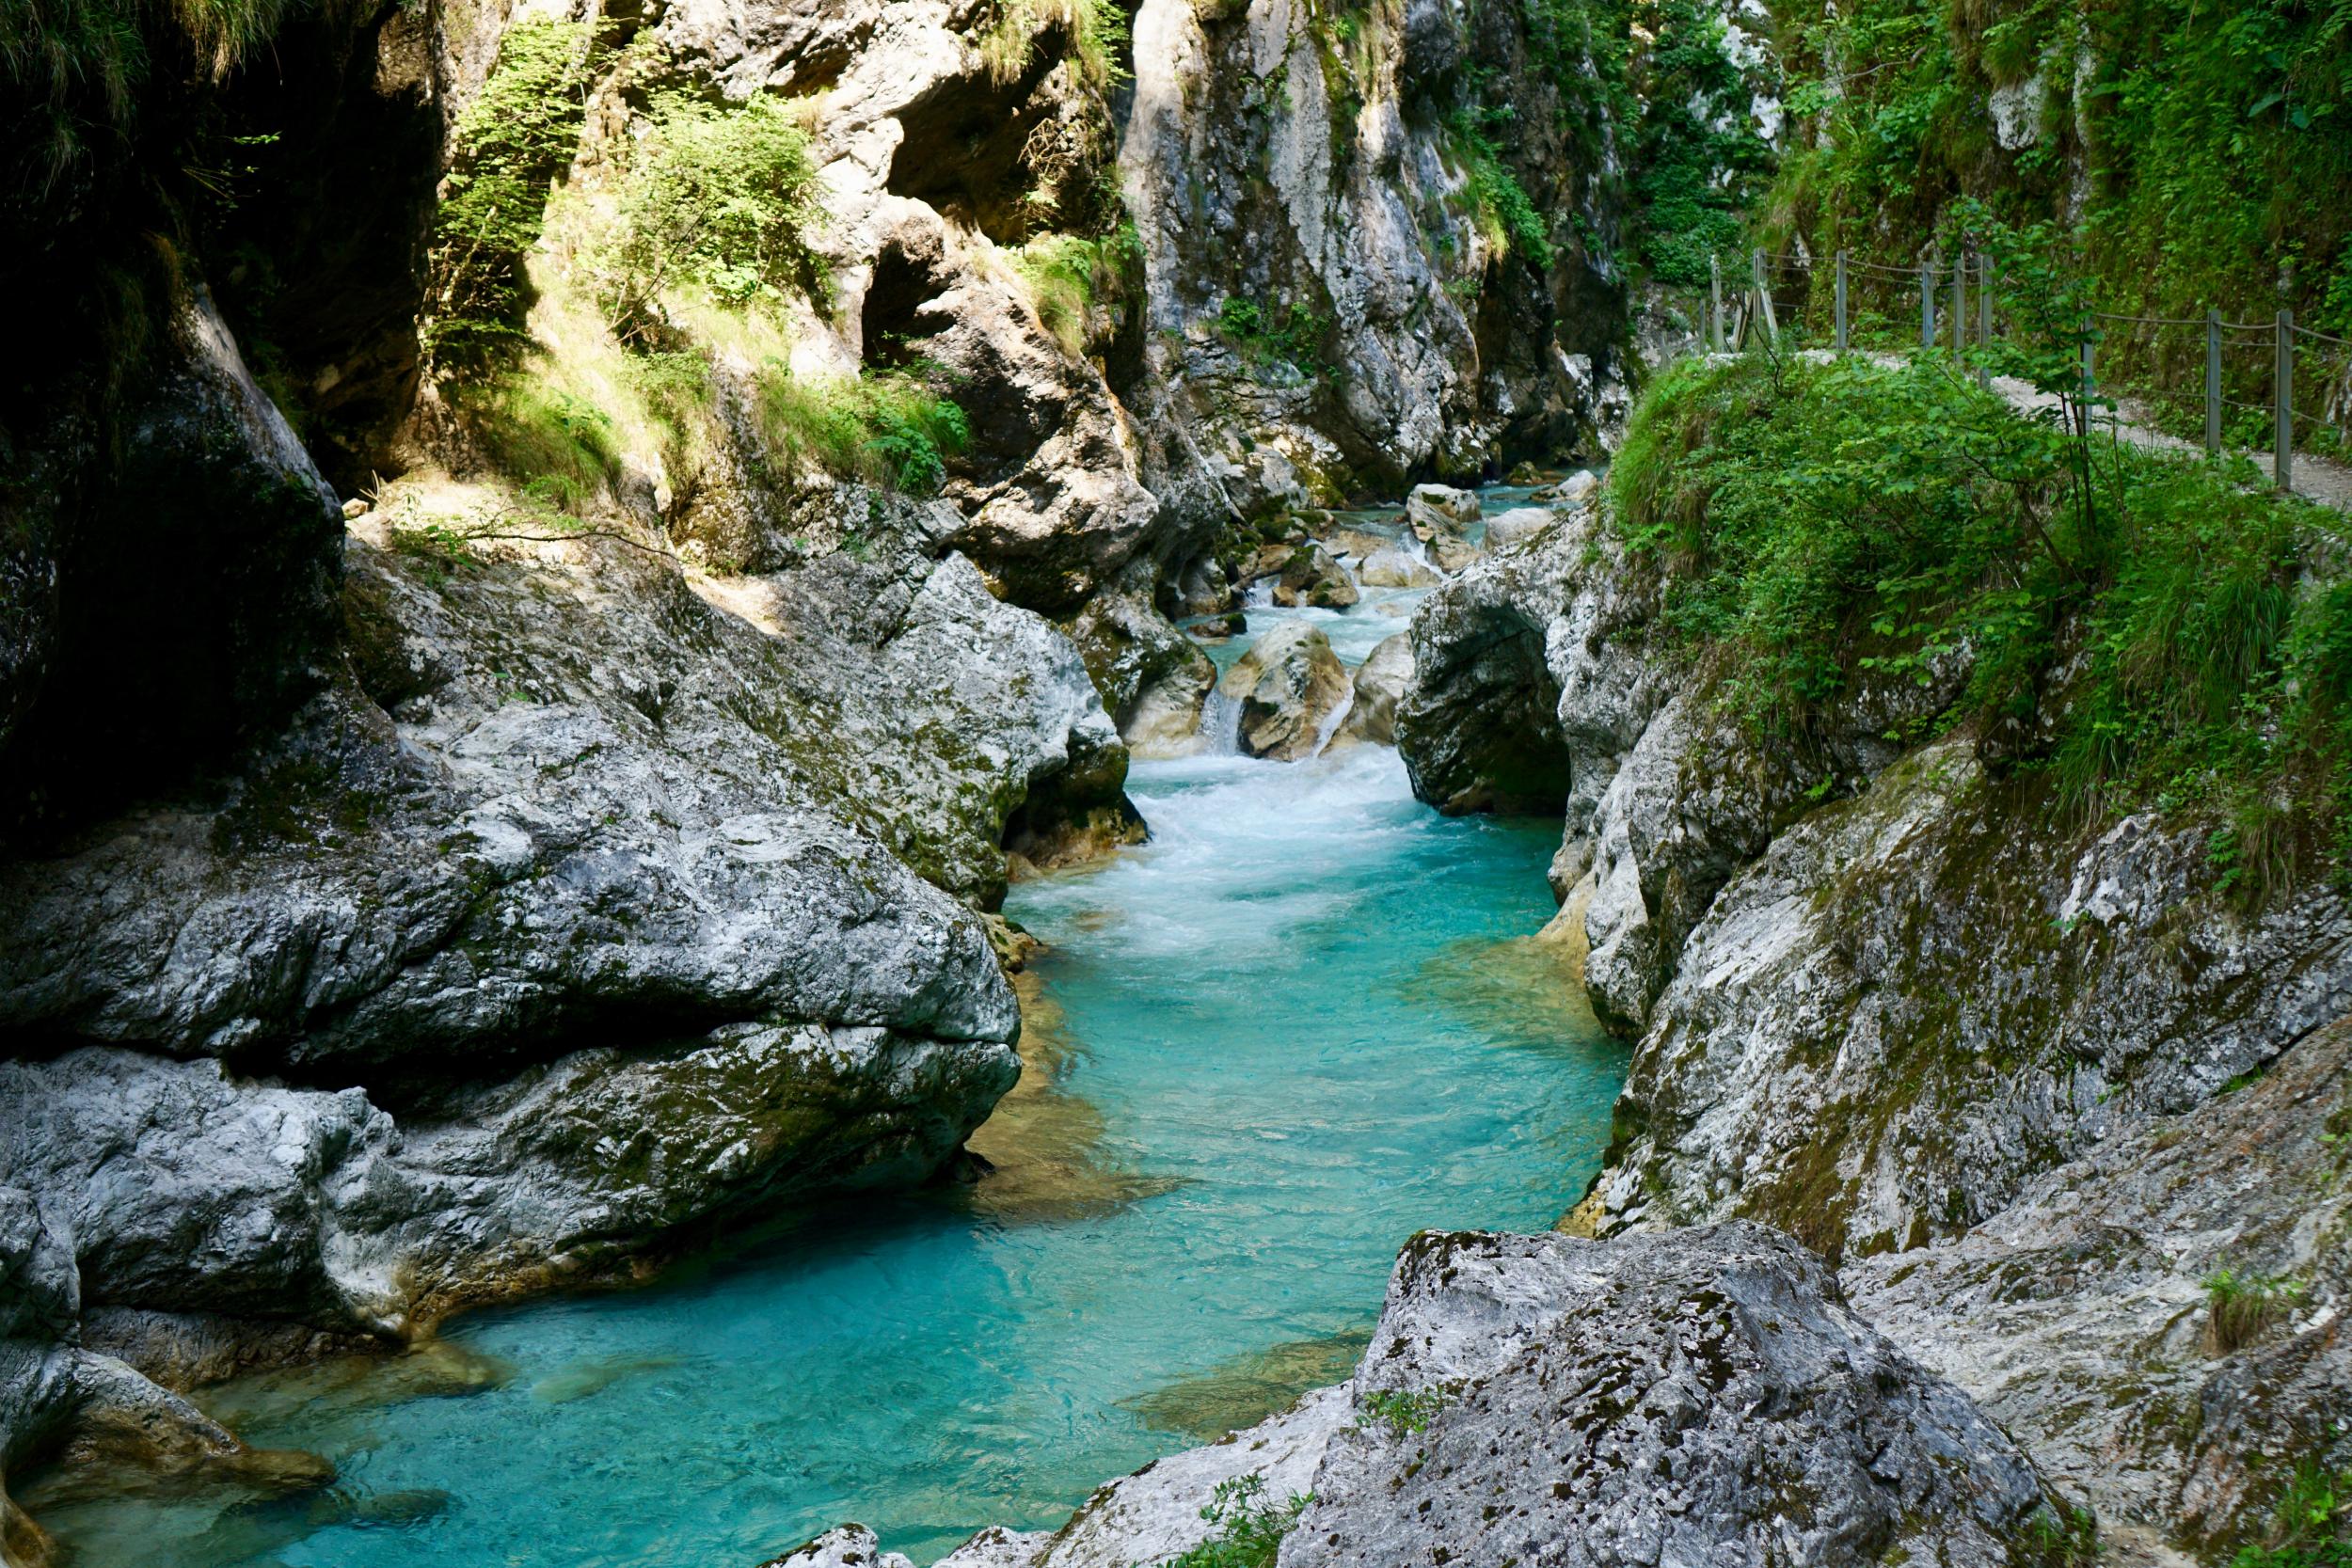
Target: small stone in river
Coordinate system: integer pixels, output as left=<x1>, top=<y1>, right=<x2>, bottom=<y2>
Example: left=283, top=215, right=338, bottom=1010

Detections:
left=1338, top=633, right=1413, bottom=747
left=1217, top=622, right=1351, bottom=761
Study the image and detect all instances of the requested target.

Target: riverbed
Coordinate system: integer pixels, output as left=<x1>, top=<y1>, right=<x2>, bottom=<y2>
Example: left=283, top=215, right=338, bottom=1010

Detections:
left=34, top=506, right=1626, bottom=1568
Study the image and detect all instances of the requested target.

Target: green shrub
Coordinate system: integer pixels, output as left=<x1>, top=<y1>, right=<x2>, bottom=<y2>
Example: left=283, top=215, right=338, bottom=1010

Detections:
left=754, top=364, right=969, bottom=495
left=1009, top=225, right=1141, bottom=356
left=1608, top=348, right=2352, bottom=869
left=2202, top=1268, right=2306, bottom=1353
left=1216, top=295, right=1329, bottom=375
left=427, top=21, right=595, bottom=366
left=1154, top=1474, right=1310, bottom=1568
left=2232, top=1463, right=2352, bottom=1567
left=596, top=89, right=825, bottom=344
left=1446, top=105, right=1556, bottom=271
left=2019, top=1503, right=2100, bottom=1568
left=1356, top=1387, right=1447, bottom=1437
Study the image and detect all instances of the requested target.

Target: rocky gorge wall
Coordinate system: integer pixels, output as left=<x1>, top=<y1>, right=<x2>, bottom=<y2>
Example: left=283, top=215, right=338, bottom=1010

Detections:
left=0, top=0, right=1649, bottom=1548
left=1393, top=483, right=2352, bottom=1559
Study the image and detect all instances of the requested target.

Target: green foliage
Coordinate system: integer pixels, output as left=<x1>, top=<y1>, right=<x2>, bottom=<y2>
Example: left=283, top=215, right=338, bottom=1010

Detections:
left=1608, top=349, right=2352, bottom=869
left=1356, top=1387, right=1447, bottom=1437
left=2202, top=1267, right=2306, bottom=1352
left=975, top=0, right=1129, bottom=89
left=1009, top=225, right=1142, bottom=356
left=1755, top=0, right=2352, bottom=352
left=0, top=0, right=294, bottom=197
left=2231, top=1463, right=2352, bottom=1567
left=1446, top=105, right=1557, bottom=271
left=753, top=363, right=970, bottom=495
left=1216, top=294, right=1331, bottom=376
left=1152, top=1474, right=1310, bottom=1568
left=1625, top=0, right=1772, bottom=285
left=428, top=21, right=595, bottom=367
left=596, top=89, right=826, bottom=344
left=2019, top=1503, right=2100, bottom=1567
left=453, top=377, right=622, bottom=513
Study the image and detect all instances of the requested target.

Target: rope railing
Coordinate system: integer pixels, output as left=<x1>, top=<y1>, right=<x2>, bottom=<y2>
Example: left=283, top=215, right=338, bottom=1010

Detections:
left=1692, top=245, right=2352, bottom=494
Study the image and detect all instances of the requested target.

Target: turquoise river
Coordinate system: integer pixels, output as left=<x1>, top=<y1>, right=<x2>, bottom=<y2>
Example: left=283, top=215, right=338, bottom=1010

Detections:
left=37, top=548, right=1628, bottom=1568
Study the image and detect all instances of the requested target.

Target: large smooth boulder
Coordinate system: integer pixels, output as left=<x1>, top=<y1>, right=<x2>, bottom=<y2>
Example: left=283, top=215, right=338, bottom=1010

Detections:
left=1483, top=505, right=1557, bottom=552
left=926, top=1224, right=2065, bottom=1568
left=1354, top=546, right=1439, bottom=588
left=1217, top=623, right=1350, bottom=761
left=1283, top=1226, right=2058, bottom=1568
left=1405, top=483, right=1479, bottom=541
left=1337, top=633, right=1412, bottom=746
left=1271, top=543, right=1359, bottom=609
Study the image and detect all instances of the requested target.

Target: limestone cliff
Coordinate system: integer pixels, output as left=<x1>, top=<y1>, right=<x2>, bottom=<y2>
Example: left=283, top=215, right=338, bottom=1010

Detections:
left=1397, top=483, right=2352, bottom=1558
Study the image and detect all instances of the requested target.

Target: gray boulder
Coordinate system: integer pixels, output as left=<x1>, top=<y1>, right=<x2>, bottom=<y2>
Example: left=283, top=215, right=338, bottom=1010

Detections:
left=1337, top=634, right=1412, bottom=747
left=1284, top=1225, right=2058, bottom=1568
left=1482, top=505, right=1557, bottom=552
left=1270, top=544, right=1359, bottom=610
left=1218, top=623, right=1351, bottom=762
left=1353, top=546, right=1439, bottom=589
left=1405, top=483, right=1478, bottom=541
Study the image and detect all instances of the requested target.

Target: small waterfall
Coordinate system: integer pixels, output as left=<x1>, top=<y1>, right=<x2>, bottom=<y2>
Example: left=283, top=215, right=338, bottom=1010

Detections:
left=1308, top=685, right=1357, bottom=759
left=1198, top=683, right=1245, bottom=754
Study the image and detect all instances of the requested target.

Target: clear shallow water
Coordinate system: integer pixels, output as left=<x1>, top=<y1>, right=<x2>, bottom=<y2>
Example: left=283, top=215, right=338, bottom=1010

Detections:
left=36, top=620, right=1624, bottom=1568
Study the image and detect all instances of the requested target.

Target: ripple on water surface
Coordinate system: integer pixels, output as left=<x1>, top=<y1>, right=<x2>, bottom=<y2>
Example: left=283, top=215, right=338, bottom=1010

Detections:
left=38, top=747, right=1626, bottom=1568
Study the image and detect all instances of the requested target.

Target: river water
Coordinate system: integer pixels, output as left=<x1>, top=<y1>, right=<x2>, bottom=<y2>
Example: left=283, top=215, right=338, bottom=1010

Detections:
left=35, top=497, right=1625, bottom=1568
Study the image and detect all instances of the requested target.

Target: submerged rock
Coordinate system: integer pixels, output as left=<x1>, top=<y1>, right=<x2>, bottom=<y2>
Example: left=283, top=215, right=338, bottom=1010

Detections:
left=1217, top=624, right=1351, bottom=762
left=1405, top=483, right=1479, bottom=541
left=1337, top=634, right=1413, bottom=748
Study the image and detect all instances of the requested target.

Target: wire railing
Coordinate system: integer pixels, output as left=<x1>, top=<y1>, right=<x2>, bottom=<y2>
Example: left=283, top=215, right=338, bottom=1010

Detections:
left=1682, top=247, right=2352, bottom=494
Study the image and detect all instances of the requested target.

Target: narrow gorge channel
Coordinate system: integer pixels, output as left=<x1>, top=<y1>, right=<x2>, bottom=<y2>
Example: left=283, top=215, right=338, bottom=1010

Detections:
left=27, top=504, right=1627, bottom=1568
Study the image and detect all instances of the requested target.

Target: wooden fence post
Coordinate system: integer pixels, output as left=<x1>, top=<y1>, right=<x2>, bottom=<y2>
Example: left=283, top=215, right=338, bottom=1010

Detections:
left=2278, top=309, right=2296, bottom=491
left=1977, top=257, right=1993, bottom=389
left=2205, top=309, right=2222, bottom=457
left=1951, top=250, right=1965, bottom=355
left=1754, top=249, right=1780, bottom=344
left=1709, top=254, right=1724, bottom=354
left=1835, top=249, right=1849, bottom=353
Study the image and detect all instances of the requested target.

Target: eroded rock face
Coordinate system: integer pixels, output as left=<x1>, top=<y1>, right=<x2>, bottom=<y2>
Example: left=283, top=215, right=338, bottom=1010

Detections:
left=1218, top=622, right=1351, bottom=761
left=1285, top=1226, right=2055, bottom=1568
left=1115, top=0, right=1629, bottom=521
left=922, top=1224, right=2061, bottom=1568
left=0, top=513, right=1132, bottom=1497
left=1844, top=1013, right=2352, bottom=1550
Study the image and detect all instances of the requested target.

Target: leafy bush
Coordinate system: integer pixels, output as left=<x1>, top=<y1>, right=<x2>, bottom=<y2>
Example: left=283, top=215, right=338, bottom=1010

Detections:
left=1608, top=347, right=2352, bottom=871
left=427, top=21, right=595, bottom=367
left=1446, top=105, right=1556, bottom=271
left=754, top=364, right=969, bottom=495
left=2232, top=1463, right=2352, bottom=1568
left=1216, top=295, right=1329, bottom=375
left=974, top=0, right=1129, bottom=89
left=1156, top=1474, right=1310, bottom=1568
left=1356, top=1387, right=1447, bottom=1436
left=596, top=89, right=826, bottom=345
